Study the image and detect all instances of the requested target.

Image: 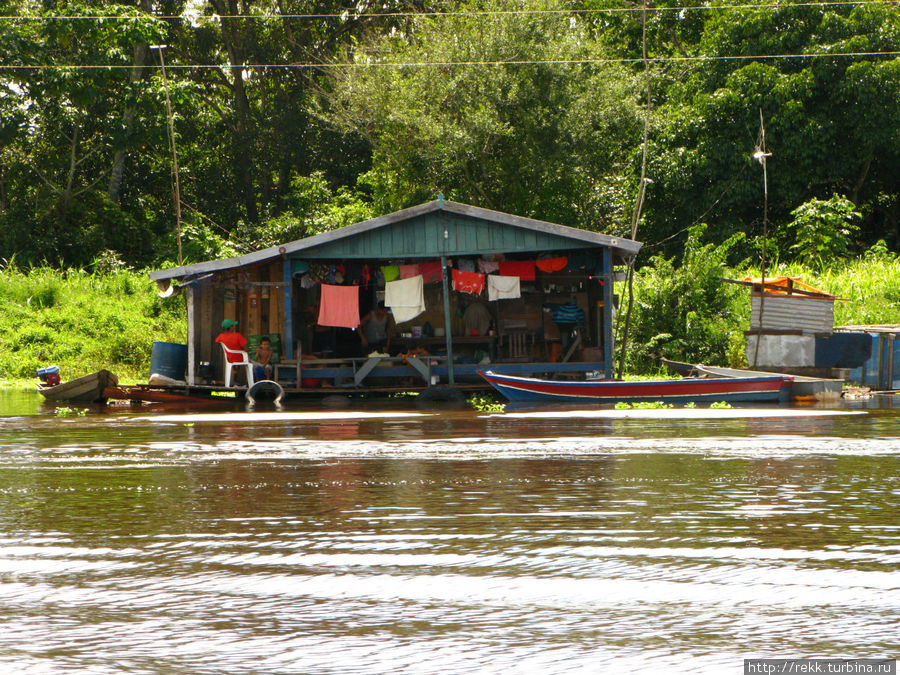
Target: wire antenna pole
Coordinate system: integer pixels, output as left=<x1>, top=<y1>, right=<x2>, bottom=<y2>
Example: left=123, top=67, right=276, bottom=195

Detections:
left=751, top=108, right=772, bottom=367
left=151, top=45, right=183, bottom=266
left=617, top=1, right=652, bottom=379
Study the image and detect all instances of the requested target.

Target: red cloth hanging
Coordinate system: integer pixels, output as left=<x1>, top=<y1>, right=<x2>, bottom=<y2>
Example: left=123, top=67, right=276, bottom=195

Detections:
left=399, top=263, right=421, bottom=279
left=499, top=260, right=536, bottom=281
left=317, top=284, right=360, bottom=329
left=535, top=256, right=568, bottom=273
left=452, top=268, right=485, bottom=295
left=420, top=261, right=444, bottom=284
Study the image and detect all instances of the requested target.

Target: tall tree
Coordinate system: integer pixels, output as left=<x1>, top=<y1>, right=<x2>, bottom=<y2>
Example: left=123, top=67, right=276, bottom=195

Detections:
left=327, top=0, right=642, bottom=231
left=642, top=1, right=900, bottom=254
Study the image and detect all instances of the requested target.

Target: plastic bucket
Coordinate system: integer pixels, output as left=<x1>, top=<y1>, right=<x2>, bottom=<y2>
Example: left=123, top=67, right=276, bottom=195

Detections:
left=149, top=341, right=188, bottom=380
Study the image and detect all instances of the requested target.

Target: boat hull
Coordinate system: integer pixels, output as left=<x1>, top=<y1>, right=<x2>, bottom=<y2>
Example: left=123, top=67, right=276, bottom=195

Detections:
left=479, top=370, right=790, bottom=404
left=37, top=370, right=119, bottom=403
left=661, top=359, right=843, bottom=401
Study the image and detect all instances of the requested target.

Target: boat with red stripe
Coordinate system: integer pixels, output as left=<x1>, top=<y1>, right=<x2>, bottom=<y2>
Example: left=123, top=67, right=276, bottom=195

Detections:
left=478, top=369, right=791, bottom=404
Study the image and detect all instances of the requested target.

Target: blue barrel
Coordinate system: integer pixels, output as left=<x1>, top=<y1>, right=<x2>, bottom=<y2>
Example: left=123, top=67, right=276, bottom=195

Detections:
left=149, top=341, right=188, bottom=380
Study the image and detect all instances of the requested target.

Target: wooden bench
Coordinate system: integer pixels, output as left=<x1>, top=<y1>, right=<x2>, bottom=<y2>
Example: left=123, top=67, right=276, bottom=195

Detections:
left=275, top=354, right=448, bottom=388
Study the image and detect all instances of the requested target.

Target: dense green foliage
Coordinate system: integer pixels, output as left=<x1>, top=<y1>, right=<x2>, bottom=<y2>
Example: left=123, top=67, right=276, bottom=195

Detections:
left=623, top=235, right=900, bottom=372
left=2, top=1, right=899, bottom=379
left=1, top=0, right=897, bottom=267
left=3, top=247, right=900, bottom=382
left=0, top=264, right=185, bottom=382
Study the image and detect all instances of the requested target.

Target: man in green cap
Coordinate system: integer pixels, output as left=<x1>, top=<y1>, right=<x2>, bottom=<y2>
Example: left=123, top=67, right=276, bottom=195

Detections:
left=215, top=318, right=248, bottom=362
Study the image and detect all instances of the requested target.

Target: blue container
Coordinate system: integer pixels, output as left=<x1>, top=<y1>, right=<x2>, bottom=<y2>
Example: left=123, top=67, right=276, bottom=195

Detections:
left=149, top=341, right=188, bottom=380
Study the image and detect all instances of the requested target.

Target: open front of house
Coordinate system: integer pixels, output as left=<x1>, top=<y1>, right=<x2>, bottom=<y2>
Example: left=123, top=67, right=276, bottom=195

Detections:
left=149, top=200, right=642, bottom=394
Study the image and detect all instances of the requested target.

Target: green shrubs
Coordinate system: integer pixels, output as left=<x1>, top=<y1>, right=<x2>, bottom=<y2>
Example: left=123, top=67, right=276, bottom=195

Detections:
left=623, top=233, right=900, bottom=374
left=0, top=265, right=185, bottom=383
left=622, top=225, right=748, bottom=373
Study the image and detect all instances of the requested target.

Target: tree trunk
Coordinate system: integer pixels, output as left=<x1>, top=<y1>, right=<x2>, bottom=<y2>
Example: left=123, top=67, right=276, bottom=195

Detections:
left=62, top=126, right=79, bottom=212
left=211, top=0, right=259, bottom=224
left=108, top=0, right=151, bottom=203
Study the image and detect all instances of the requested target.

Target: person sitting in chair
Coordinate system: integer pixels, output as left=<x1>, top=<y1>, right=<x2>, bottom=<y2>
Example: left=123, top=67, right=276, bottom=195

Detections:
left=216, top=319, right=249, bottom=383
left=216, top=319, right=248, bottom=356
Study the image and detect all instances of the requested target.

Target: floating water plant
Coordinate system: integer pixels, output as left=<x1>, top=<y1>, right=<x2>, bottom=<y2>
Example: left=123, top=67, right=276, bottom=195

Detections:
left=54, top=406, right=86, bottom=417
left=469, top=394, right=505, bottom=412
left=615, top=401, right=673, bottom=409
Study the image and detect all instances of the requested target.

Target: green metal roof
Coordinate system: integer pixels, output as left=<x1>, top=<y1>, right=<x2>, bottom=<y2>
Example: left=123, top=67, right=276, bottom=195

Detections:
left=150, top=199, right=642, bottom=281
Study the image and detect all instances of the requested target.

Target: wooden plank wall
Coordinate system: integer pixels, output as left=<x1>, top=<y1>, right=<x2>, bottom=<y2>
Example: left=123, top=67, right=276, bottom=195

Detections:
left=269, top=261, right=284, bottom=338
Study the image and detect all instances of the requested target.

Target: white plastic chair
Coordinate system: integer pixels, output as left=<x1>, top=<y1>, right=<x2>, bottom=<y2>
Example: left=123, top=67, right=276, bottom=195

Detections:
left=220, top=342, right=255, bottom=388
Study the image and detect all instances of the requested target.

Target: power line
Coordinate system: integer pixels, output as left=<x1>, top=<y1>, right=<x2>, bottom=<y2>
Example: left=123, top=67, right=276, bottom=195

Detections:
left=1, top=50, right=897, bottom=70
left=0, top=1, right=884, bottom=21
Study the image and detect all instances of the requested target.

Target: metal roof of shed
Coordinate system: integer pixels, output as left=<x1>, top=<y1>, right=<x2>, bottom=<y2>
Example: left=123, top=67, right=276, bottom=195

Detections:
left=149, top=199, right=642, bottom=281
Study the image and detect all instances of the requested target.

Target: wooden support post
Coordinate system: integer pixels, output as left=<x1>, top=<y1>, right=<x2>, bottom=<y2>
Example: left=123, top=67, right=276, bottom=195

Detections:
left=186, top=285, right=195, bottom=385
left=441, top=254, right=455, bottom=385
left=602, top=248, right=614, bottom=379
left=282, top=258, right=294, bottom=360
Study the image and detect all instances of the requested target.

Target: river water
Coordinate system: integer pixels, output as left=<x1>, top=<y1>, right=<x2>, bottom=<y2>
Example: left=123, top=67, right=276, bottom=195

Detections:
left=0, top=389, right=897, bottom=674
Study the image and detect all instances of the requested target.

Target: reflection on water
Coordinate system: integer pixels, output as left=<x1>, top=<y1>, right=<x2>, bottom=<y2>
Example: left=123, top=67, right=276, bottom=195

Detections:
left=0, top=391, right=897, bottom=674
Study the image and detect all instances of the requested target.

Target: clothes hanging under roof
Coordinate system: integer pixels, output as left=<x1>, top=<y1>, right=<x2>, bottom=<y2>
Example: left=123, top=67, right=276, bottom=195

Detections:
left=385, top=275, right=425, bottom=323
left=536, top=256, right=568, bottom=273
left=452, top=268, right=485, bottom=295
left=420, top=261, right=444, bottom=284
left=399, top=263, right=421, bottom=279
left=499, top=260, right=536, bottom=281
left=380, top=265, right=400, bottom=282
left=318, top=284, right=360, bottom=329
left=487, top=275, right=521, bottom=301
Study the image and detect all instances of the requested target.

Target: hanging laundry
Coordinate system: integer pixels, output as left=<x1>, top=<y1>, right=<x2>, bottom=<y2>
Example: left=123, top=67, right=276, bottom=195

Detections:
left=420, top=261, right=444, bottom=284
left=499, top=260, right=536, bottom=281
left=399, top=263, right=421, bottom=279
left=452, top=268, right=485, bottom=295
left=478, top=259, right=500, bottom=274
left=300, top=273, right=317, bottom=290
left=457, top=258, right=476, bottom=273
left=536, top=256, right=568, bottom=273
left=380, top=265, right=401, bottom=282
left=385, top=275, right=425, bottom=323
left=310, top=262, right=330, bottom=282
left=318, top=284, right=360, bottom=329
left=487, top=275, right=521, bottom=301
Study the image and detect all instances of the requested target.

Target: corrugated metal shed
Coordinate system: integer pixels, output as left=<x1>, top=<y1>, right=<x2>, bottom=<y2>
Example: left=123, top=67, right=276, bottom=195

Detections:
left=150, top=199, right=641, bottom=282
left=751, top=295, right=835, bottom=334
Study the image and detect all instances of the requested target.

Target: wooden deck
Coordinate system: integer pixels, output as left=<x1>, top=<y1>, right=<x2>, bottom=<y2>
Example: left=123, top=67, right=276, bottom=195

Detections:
left=118, top=359, right=608, bottom=402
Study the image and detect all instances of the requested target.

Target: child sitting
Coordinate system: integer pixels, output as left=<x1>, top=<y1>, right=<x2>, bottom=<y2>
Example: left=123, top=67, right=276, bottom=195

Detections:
left=253, top=337, right=274, bottom=381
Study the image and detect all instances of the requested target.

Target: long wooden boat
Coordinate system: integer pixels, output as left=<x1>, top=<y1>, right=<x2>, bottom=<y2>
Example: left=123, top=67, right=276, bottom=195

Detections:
left=37, top=370, right=119, bottom=403
left=661, top=359, right=843, bottom=401
left=478, top=369, right=791, bottom=404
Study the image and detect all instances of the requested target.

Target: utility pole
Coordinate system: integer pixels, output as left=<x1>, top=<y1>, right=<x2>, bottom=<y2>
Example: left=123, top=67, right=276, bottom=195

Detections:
left=752, top=109, right=772, bottom=367
left=150, top=45, right=183, bottom=266
left=616, top=1, right=652, bottom=379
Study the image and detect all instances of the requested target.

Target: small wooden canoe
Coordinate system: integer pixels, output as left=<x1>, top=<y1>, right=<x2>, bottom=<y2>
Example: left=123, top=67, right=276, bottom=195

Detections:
left=479, top=369, right=791, bottom=404
left=37, top=370, right=119, bottom=403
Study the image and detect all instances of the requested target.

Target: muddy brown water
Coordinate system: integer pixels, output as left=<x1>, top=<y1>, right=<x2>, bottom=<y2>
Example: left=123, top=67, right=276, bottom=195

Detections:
left=0, top=389, right=897, bottom=673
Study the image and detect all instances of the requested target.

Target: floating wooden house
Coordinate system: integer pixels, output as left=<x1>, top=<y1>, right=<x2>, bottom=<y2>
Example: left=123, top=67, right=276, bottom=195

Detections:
left=148, top=199, right=641, bottom=395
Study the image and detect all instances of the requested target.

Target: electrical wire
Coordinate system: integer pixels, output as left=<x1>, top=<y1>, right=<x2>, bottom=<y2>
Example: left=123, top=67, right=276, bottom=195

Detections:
left=0, top=1, right=886, bottom=21
left=1, top=50, right=897, bottom=70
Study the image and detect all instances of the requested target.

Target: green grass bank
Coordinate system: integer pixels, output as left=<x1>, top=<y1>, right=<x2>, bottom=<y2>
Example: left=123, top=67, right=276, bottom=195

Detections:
left=0, top=266, right=185, bottom=385
left=2, top=248, right=899, bottom=387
